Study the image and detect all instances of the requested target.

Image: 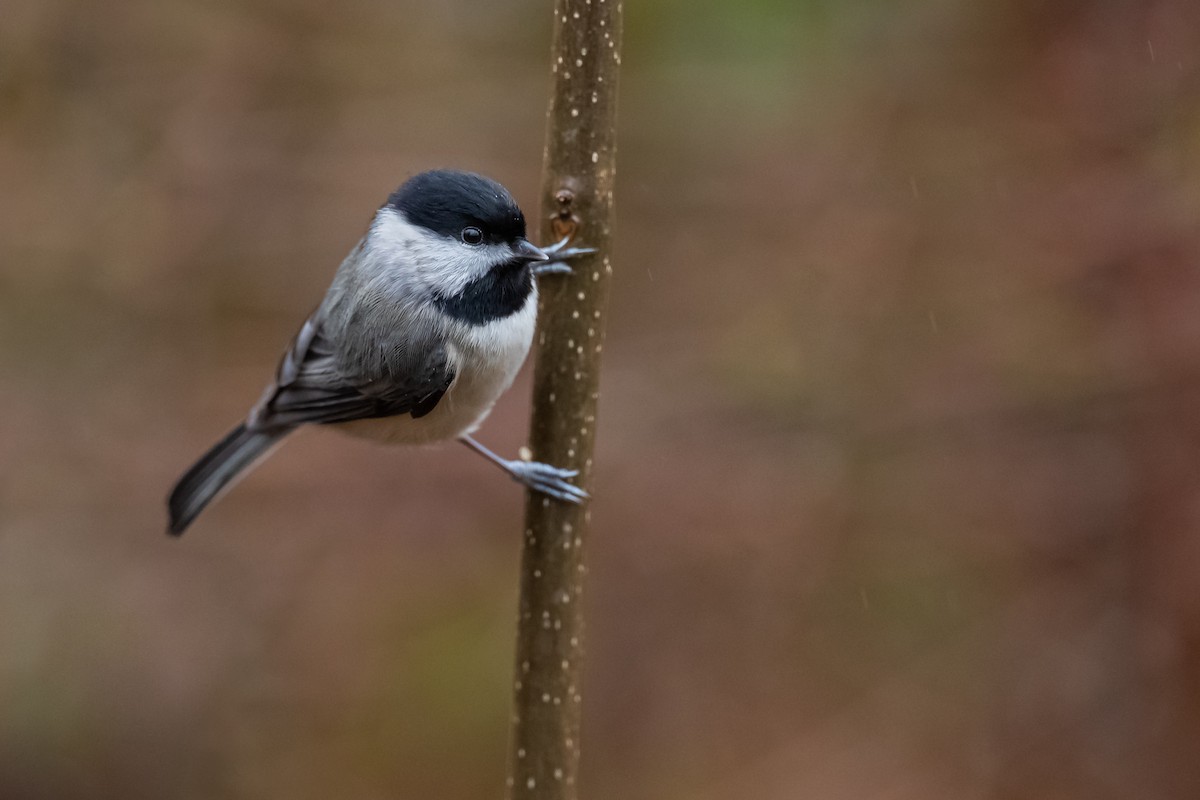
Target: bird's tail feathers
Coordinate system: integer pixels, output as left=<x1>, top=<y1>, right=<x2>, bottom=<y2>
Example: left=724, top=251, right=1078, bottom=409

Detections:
left=167, top=423, right=291, bottom=536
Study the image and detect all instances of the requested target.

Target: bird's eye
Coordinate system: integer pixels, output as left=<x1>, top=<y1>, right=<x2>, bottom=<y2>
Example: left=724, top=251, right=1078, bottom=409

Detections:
left=461, top=227, right=483, bottom=245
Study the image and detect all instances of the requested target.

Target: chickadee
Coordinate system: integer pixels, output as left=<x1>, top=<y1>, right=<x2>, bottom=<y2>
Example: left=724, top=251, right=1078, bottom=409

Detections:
left=167, top=170, right=592, bottom=536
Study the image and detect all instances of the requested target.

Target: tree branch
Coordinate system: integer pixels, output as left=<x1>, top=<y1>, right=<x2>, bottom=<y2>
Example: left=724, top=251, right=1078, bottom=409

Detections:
left=505, top=0, right=623, bottom=798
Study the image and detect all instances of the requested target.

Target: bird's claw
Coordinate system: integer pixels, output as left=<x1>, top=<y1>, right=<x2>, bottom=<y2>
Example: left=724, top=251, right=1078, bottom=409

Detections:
left=505, top=459, right=589, bottom=504
left=532, top=236, right=597, bottom=277
left=544, top=235, right=597, bottom=259
left=532, top=262, right=575, bottom=277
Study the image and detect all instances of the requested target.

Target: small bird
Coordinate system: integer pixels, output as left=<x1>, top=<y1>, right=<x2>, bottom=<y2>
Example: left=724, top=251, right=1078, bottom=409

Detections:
left=167, top=170, right=592, bottom=536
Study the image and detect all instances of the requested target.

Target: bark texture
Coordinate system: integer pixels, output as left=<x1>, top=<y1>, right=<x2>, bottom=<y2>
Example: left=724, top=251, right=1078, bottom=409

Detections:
left=505, top=0, right=623, bottom=798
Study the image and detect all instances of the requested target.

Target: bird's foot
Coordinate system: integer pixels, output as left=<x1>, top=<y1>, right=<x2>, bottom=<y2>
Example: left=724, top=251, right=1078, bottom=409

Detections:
left=504, top=459, right=589, bottom=504
left=532, top=236, right=597, bottom=277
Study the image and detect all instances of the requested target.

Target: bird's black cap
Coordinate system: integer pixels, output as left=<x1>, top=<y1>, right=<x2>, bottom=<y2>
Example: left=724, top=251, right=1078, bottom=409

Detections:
left=386, top=170, right=527, bottom=244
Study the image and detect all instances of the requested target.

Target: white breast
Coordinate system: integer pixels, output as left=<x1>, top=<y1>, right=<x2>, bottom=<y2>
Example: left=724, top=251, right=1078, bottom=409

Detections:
left=336, top=287, right=538, bottom=445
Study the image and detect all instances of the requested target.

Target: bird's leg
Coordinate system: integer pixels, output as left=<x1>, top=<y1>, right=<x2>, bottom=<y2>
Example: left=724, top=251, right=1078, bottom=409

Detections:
left=459, top=435, right=589, bottom=504
left=531, top=235, right=596, bottom=277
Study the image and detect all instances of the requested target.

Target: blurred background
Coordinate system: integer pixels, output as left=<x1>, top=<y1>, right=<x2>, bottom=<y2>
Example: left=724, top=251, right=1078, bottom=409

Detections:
left=4, top=0, right=1200, bottom=797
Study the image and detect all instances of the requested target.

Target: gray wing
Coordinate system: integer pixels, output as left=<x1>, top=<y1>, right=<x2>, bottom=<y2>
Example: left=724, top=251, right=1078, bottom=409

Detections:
left=247, top=316, right=455, bottom=430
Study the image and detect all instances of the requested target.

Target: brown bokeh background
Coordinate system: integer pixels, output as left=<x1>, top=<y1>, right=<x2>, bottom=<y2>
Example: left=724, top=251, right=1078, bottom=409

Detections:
left=4, top=1, right=1200, bottom=798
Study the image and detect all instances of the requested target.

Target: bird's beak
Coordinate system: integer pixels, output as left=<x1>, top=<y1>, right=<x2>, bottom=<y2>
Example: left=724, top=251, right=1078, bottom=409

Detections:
left=512, top=238, right=550, bottom=263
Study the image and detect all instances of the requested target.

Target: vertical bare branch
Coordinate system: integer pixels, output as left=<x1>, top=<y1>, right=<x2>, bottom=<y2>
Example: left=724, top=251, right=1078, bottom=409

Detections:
left=505, top=0, right=622, bottom=798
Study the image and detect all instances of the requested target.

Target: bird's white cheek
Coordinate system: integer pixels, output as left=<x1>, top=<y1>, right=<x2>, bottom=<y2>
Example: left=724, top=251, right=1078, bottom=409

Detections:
left=369, top=208, right=503, bottom=297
